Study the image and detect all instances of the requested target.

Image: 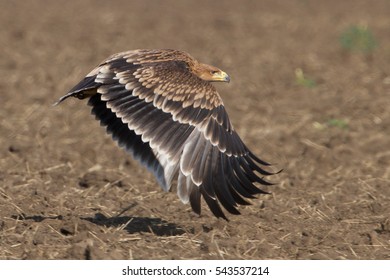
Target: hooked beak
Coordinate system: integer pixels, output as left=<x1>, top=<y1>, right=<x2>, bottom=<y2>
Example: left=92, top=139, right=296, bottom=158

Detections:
left=213, top=71, right=230, bottom=83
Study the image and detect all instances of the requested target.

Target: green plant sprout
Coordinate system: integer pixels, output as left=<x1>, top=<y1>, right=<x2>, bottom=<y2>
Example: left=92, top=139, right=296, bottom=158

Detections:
left=340, top=24, right=378, bottom=53
left=295, top=68, right=316, bottom=88
left=327, top=118, right=349, bottom=129
left=313, top=118, right=349, bottom=130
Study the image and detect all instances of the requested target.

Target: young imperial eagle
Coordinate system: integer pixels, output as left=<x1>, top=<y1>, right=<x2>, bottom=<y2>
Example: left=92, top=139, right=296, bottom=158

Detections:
left=56, top=49, right=277, bottom=220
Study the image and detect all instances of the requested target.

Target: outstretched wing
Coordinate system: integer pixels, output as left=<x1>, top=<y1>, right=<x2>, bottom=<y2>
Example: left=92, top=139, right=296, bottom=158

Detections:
left=57, top=50, right=274, bottom=220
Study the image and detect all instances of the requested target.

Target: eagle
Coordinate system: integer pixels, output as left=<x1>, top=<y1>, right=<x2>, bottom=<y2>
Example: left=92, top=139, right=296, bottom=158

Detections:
left=56, top=49, right=277, bottom=220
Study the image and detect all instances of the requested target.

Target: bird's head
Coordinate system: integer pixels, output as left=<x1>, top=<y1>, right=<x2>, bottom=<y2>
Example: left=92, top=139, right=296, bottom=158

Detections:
left=193, top=62, right=230, bottom=83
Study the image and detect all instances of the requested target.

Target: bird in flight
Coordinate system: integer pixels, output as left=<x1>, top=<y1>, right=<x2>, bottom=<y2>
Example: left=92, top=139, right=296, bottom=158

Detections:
left=56, top=49, right=277, bottom=220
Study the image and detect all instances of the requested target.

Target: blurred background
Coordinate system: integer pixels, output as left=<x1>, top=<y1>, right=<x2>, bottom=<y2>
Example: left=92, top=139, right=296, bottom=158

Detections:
left=0, top=0, right=389, bottom=259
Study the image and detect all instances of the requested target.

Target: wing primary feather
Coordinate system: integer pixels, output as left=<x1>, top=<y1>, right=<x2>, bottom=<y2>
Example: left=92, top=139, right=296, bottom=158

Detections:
left=248, top=149, right=272, bottom=166
left=227, top=182, right=252, bottom=206
left=238, top=157, right=274, bottom=186
left=217, top=153, right=238, bottom=206
left=244, top=155, right=275, bottom=176
left=189, top=180, right=201, bottom=215
left=225, top=157, right=256, bottom=198
left=201, top=145, right=221, bottom=199
left=197, top=141, right=215, bottom=198
left=200, top=187, right=228, bottom=220
left=213, top=153, right=241, bottom=215
left=214, top=186, right=241, bottom=215
left=231, top=159, right=268, bottom=195
left=188, top=133, right=208, bottom=184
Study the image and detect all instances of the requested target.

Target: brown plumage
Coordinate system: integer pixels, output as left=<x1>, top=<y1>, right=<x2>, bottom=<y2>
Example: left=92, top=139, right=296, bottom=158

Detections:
left=56, top=49, right=277, bottom=220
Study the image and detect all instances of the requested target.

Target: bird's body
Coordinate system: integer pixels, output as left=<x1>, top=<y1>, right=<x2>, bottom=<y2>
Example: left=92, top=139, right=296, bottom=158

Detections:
left=56, top=49, right=276, bottom=220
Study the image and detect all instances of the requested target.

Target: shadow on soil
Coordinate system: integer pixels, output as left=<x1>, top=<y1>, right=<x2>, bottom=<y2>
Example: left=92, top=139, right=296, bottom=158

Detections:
left=11, top=214, right=64, bottom=222
left=82, top=213, right=190, bottom=236
left=10, top=212, right=190, bottom=237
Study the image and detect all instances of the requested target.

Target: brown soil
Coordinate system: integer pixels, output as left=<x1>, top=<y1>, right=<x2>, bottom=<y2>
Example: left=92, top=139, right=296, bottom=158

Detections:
left=1, top=0, right=389, bottom=259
